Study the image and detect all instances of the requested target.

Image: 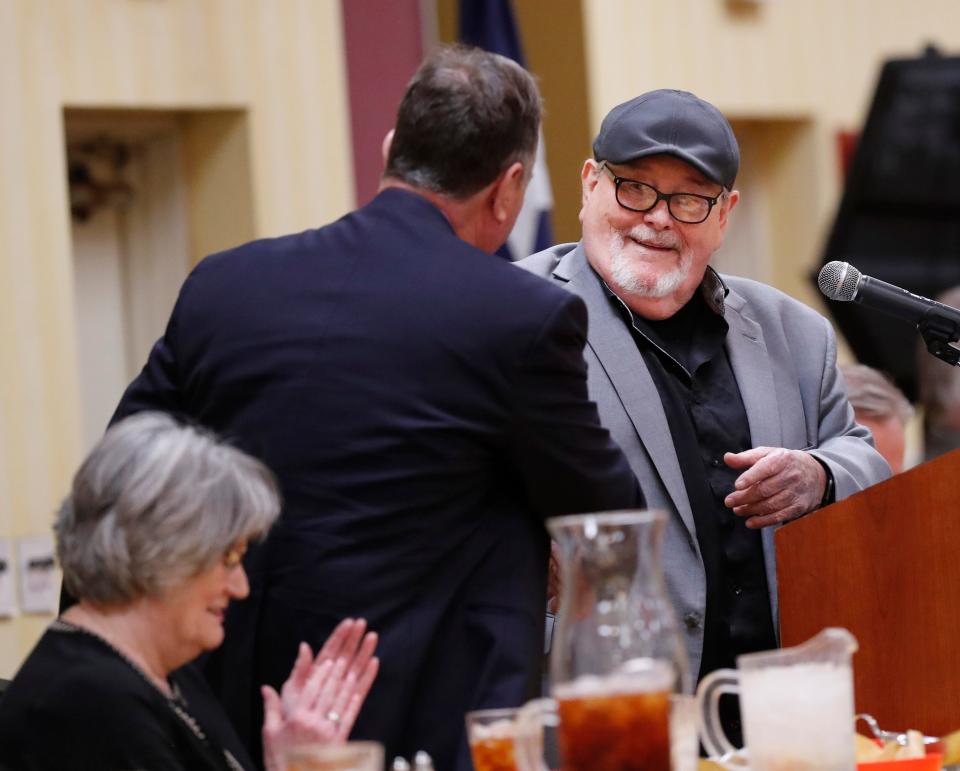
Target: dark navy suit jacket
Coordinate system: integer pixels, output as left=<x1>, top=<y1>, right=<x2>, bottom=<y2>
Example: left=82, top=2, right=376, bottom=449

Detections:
left=112, top=188, right=641, bottom=770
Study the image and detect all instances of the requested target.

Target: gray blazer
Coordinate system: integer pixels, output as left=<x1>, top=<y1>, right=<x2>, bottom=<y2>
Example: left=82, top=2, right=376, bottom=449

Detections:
left=518, top=242, right=890, bottom=683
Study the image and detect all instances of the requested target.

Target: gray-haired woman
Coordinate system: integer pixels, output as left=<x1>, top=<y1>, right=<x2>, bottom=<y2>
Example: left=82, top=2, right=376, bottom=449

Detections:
left=0, top=412, right=378, bottom=771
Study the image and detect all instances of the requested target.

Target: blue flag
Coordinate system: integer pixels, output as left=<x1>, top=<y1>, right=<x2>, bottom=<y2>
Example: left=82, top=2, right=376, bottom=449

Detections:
left=460, top=0, right=554, bottom=261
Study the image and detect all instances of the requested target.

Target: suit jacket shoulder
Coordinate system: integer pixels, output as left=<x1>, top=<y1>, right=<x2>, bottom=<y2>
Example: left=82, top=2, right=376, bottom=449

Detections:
left=516, top=242, right=578, bottom=279
left=179, top=193, right=581, bottom=355
left=722, top=274, right=829, bottom=331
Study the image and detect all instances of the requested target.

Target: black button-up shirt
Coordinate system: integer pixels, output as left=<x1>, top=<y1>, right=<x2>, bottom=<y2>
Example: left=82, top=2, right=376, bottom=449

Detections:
left=604, top=269, right=778, bottom=684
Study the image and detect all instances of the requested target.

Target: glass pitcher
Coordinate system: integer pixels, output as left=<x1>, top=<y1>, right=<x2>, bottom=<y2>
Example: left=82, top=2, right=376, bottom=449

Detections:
left=697, top=627, right=859, bottom=771
left=516, top=510, right=689, bottom=771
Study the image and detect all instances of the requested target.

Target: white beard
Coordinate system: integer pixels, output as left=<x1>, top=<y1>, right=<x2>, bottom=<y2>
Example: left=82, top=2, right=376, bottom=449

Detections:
left=607, top=226, right=690, bottom=298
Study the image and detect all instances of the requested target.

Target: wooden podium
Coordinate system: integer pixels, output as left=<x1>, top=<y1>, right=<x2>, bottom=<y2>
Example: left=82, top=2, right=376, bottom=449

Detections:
left=776, top=449, right=960, bottom=736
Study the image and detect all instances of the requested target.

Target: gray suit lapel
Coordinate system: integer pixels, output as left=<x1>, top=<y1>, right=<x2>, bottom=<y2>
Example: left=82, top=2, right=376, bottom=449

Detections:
left=724, top=290, right=781, bottom=449
left=554, top=246, right=696, bottom=538
left=723, top=286, right=782, bottom=634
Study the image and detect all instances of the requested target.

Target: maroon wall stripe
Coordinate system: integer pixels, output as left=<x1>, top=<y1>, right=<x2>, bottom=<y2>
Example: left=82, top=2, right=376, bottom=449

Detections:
left=341, top=0, right=424, bottom=206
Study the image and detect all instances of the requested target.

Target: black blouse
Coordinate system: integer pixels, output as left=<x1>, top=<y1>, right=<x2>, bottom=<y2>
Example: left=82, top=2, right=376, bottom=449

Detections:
left=0, top=621, right=256, bottom=771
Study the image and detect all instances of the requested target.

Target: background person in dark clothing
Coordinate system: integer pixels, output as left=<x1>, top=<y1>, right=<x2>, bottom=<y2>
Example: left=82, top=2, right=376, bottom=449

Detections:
left=519, top=89, right=889, bottom=741
left=106, top=46, right=641, bottom=771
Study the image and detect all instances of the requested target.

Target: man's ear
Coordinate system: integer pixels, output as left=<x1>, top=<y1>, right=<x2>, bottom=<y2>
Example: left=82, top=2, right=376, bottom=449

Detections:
left=580, top=159, right=601, bottom=213
left=381, top=129, right=395, bottom=167
left=491, top=160, right=526, bottom=223
left=717, top=188, right=740, bottom=233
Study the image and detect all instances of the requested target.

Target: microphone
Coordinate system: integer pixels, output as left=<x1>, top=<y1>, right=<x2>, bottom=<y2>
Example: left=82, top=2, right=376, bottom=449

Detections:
left=818, top=260, right=960, bottom=366
left=817, top=261, right=960, bottom=328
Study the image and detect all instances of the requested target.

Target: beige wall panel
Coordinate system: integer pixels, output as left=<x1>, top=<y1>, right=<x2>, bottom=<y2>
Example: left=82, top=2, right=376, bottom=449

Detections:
left=583, top=0, right=960, bottom=125
left=54, top=0, right=247, bottom=106
left=1, top=5, right=82, bottom=538
left=245, top=0, right=355, bottom=235
left=182, top=111, right=257, bottom=262
left=72, top=208, right=132, bottom=451
left=46, top=0, right=353, bottom=235
left=1, top=3, right=81, bottom=673
left=0, top=0, right=352, bottom=676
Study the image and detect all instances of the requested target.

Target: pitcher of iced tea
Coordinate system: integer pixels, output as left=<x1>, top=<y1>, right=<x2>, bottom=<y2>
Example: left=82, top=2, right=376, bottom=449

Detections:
left=515, top=510, right=689, bottom=771
left=697, top=627, right=858, bottom=771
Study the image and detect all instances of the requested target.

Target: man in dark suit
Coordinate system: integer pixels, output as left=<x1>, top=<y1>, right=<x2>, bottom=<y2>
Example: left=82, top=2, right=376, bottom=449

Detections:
left=110, top=46, right=640, bottom=770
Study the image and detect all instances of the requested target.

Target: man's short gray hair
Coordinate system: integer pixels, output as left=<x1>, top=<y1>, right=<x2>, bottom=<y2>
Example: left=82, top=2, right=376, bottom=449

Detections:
left=56, top=412, right=281, bottom=605
left=840, top=363, right=913, bottom=424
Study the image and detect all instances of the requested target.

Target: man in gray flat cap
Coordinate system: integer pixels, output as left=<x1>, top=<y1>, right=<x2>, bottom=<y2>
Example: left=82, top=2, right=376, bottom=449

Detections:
left=519, top=89, right=889, bottom=734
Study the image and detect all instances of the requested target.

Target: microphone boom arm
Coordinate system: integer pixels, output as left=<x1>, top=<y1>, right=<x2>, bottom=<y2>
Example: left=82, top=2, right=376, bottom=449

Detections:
left=919, top=310, right=960, bottom=367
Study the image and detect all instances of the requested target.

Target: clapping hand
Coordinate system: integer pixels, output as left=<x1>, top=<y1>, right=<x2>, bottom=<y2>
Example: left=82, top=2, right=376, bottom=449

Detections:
left=261, top=618, right=379, bottom=771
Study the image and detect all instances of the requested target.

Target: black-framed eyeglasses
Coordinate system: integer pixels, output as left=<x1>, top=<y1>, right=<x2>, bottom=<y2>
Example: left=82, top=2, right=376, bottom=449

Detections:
left=598, top=161, right=724, bottom=225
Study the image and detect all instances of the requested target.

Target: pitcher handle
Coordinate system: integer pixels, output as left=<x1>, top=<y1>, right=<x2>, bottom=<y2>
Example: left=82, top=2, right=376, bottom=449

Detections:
left=514, top=698, right=557, bottom=771
left=695, top=668, right=746, bottom=768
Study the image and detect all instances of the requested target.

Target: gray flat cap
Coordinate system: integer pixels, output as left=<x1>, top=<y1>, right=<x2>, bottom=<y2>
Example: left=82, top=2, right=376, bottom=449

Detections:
left=592, top=89, right=739, bottom=189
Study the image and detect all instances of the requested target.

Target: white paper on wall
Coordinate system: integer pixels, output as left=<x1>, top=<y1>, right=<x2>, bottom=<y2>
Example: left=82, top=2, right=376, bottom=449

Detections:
left=17, top=535, right=58, bottom=615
